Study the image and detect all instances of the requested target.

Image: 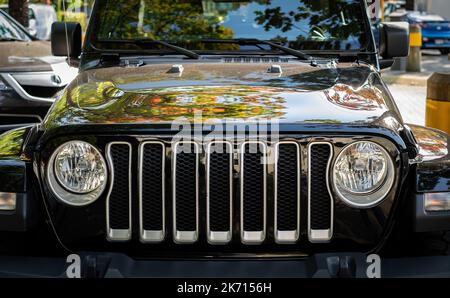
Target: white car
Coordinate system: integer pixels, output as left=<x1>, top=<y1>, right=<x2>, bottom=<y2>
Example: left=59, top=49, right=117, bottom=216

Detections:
left=0, top=4, right=57, bottom=40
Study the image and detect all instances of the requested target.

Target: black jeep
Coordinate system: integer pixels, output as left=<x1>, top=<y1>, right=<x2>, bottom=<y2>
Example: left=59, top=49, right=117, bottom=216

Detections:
left=0, top=0, right=449, bottom=278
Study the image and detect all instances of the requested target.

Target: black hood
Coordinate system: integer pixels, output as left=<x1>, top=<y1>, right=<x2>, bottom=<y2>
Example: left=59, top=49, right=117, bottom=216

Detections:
left=42, top=62, right=404, bottom=138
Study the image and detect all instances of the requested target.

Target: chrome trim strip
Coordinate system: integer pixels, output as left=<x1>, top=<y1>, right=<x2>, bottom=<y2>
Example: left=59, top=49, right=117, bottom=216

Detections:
left=274, top=141, right=300, bottom=244
left=138, top=141, right=165, bottom=243
left=307, top=142, right=334, bottom=243
left=240, top=141, right=267, bottom=245
left=106, top=142, right=132, bottom=242
left=12, top=71, right=68, bottom=87
left=0, top=73, right=55, bottom=103
left=172, top=141, right=199, bottom=244
left=206, top=141, right=233, bottom=245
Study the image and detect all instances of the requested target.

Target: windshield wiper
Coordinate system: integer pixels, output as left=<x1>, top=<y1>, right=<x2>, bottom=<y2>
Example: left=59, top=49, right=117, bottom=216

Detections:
left=98, top=39, right=199, bottom=59
left=199, top=38, right=314, bottom=61
left=136, top=39, right=199, bottom=59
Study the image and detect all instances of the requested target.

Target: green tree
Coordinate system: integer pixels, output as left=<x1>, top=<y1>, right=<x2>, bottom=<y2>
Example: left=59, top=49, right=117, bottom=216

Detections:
left=96, top=0, right=235, bottom=49
left=8, top=0, right=28, bottom=26
left=253, top=0, right=367, bottom=50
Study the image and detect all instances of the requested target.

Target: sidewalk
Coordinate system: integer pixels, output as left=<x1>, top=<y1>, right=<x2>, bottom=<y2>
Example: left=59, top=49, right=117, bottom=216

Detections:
left=388, top=84, right=426, bottom=125
left=381, top=51, right=450, bottom=86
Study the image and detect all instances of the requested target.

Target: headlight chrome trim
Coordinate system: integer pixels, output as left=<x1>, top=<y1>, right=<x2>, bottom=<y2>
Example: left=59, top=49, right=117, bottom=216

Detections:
left=46, top=140, right=108, bottom=207
left=332, top=141, right=396, bottom=209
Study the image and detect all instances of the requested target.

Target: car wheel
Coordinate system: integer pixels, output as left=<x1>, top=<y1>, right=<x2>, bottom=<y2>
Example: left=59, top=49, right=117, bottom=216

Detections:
left=439, top=49, right=450, bottom=55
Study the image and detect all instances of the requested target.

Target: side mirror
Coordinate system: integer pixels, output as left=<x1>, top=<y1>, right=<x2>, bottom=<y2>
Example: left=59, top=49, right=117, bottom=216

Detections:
left=51, top=22, right=82, bottom=58
left=379, top=22, right=410, bottom=59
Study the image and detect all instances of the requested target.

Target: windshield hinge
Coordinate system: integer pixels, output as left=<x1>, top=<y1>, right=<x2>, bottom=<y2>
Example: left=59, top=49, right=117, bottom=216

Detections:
left=99, top=53, right=121, bottom=66
left=124, top=59, right=145, bottom=68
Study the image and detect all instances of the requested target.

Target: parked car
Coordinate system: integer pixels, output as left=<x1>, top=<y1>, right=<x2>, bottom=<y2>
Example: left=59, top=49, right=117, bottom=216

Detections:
left=0, top=0, right=449, bottom=278
left=0, top=9, right=76, bottom=132
left=0, top=4, right=58, bottom=40
left=407, top=12, right=450, bottom=54
left=384, top=1, right=405, bottom=16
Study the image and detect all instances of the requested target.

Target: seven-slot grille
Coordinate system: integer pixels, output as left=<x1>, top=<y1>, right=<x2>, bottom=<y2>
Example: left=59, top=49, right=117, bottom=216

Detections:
left=106, top=140, right=334, bottom=244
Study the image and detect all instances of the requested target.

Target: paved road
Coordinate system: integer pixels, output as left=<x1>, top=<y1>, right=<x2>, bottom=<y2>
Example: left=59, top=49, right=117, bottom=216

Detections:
left=388, top=84, right=426, bottom=126
left=384, top=50, right=448, bottom=126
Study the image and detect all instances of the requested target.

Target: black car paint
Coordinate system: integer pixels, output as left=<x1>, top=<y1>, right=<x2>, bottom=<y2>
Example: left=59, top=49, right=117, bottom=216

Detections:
left=0, top=54, right=442, bottom=252
left=36, top=134, right=401, bottom=256
left=0, top=89, right=49, bottom=127
left=0, top=0, right=449, bottom=270
left=0, top=60, right=415, bottom=256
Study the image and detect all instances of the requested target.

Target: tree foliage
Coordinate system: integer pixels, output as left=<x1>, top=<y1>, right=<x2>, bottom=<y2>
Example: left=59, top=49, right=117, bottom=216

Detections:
left=8, top=0, right=28, bottom=26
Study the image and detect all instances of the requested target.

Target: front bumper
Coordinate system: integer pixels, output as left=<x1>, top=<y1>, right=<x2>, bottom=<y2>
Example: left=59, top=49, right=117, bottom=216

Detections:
left=1, top=252, right=450, bottom=278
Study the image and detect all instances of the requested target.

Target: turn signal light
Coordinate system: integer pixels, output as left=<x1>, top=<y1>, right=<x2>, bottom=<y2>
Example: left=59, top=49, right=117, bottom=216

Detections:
left=425, top=192, right=450, bottom=212
left=0, top=193, right=16, bottom=211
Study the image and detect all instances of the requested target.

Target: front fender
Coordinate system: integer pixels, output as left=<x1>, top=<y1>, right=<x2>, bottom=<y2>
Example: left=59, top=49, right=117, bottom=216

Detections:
left=0, top=125, right=40, bottom=231
left=409, top=125, right=450, bottom=232
left=411, top=125, right=450, bottom=193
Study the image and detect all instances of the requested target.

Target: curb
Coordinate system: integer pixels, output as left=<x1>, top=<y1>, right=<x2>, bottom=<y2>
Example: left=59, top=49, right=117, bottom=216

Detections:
left=381, top=72, right=430, bottom=86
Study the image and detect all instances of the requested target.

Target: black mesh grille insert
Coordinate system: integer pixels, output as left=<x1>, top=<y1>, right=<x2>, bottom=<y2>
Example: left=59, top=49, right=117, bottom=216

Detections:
left=208, top=143, right=232, bottom=232
left=108, top=144, right=131, bottom=230
left=174, top=143, right=197, bottom=231
left=242, top=143, right=265, bottom=232
left=141, top=143, right=164, bottom=231
left=310, top=144, right=332, bottom=230
left=276, top=143, right=299, bottom=231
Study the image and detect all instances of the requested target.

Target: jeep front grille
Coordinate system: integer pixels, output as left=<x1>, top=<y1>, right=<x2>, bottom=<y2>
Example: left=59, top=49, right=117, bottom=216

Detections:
left=106, top=142, right=132, bottom=241
left=240, top=141, right=267, bottom=244
left=173, top=141, right=199, bottom=243
left=274, top=142, right=300, bottom=244
left=105, top=140, right=334, bottom=244
left=207, top=141, right=233, bottom=244
left=308, top=143, right=333, bottom=242
left=139, top=141, right=165, bottom=243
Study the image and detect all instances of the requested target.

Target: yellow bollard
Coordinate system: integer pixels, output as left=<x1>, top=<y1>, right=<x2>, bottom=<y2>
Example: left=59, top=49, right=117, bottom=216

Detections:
left=426, top=73, right=450, bottom=135
left=407, top=24, right=422, bottom=72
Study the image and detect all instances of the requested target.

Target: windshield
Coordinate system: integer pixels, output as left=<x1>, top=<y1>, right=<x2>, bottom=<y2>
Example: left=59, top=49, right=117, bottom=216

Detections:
left=0, top=12, right=31, bottom=41
left=90, top=0, right=370, bottom=53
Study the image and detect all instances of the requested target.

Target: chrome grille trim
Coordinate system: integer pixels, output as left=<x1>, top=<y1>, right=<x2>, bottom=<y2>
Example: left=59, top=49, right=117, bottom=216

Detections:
left=206, top=141, right=233, bottom=244
left=105, top=142, right=132, bottom=242
left=307, top=142, right=334, bottom=243
left=172, top=141, right=199, bottom=244
left=240, top=141, right=267, bottom=245
left=274, top=141, right=300, bottom=244
left=138, top=141, right=165, bottom=243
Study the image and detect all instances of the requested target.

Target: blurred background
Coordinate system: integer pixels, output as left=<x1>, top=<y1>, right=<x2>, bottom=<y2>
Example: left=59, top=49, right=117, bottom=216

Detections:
left=0, top=0, right=449, bottom=129
left=0, top=0, right=93, bottom=40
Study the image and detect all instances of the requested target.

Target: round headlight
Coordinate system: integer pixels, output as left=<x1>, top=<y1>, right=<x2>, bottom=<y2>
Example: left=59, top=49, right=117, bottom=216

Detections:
left=47, top=141, right=107, bottom=206
left=333, top=141, right=395, bottom=208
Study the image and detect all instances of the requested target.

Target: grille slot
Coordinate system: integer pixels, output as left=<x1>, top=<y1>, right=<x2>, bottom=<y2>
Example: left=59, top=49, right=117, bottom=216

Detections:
left=274, top=142, right=300, bottom=244
left=173, top=142, right=199, bottom=244
left=103, top=139, right=337, bottom=245
left=207, top=141, right=233, bottom=244
left=308, top=142, right=333, bottom=243
left=106, top=142, right=132, bottom=241
left=240, top=141, right=267, bottom=244
left=139, top=142, right=165, bottom=243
